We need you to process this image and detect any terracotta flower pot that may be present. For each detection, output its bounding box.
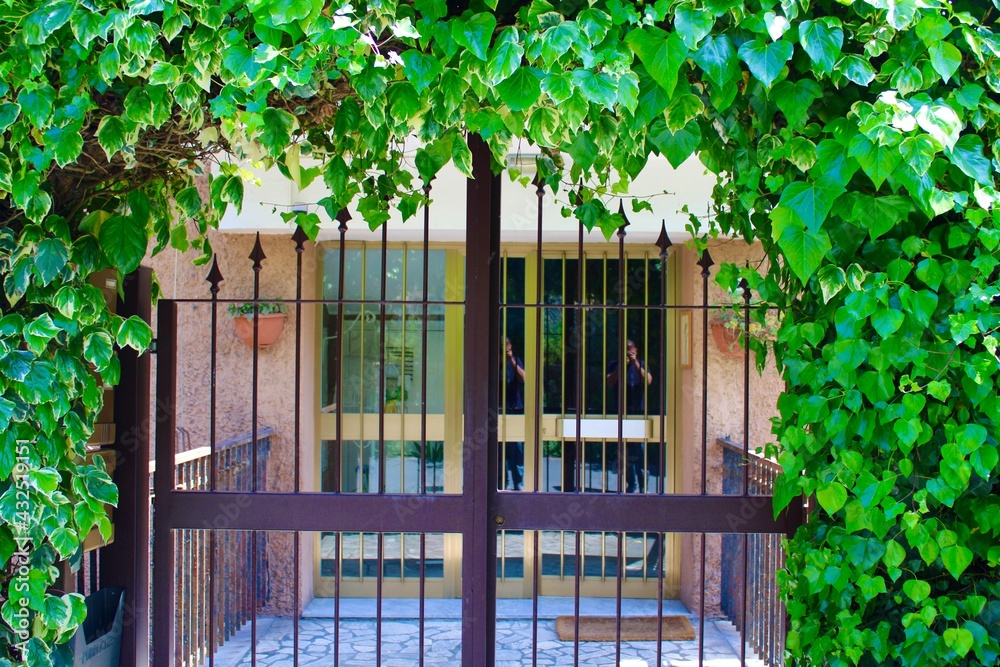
[233,312,287,348]
[712,322,745,358]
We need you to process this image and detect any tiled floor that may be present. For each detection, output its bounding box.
[208,598,763,667]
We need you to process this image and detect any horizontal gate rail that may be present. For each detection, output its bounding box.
[493,493,803,535]
[156,492,469,532]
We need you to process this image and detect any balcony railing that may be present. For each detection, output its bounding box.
[719,437,788,666]
[150,427,274,667]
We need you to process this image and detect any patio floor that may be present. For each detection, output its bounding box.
[208,598,764,667]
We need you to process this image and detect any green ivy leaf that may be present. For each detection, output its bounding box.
[486,28,524,86]
[34,238,69,286]
[259,108,297,159]
[665,94,704,132]
[692,35,739,88]
[401,50,443,93]
[837,55,876,86]
[98,43,120,83]
[928,41,962,83]
[914,101,962,150]
[83,331,114,370]
[798,18,843,75]
[943,628,975,658]
[902,579,930,603]
[0,102,21,133]
[116,316,152,352]
[24,2,73,45]
[571,70,618,110]
[452,13,496,61]
[848,136,901,189]
[772,79,822,127]
[899,135,938,177]
[625,27,688,98]
[772,208,832,283]
[850,195,910,239]
[98,215,148,274]
[871,308,905,338]
[648,118,702,169]
[778,181,838,232]
[941,545,974,579]
[496,68,541,112]
[737,39,793,88]
[946,135,993,186]
[817,265,846,303]
[96,116,128,160]
[44,125,84,168]
[844,535,887,570]
[816,481,847,514]
[674,4,714,50]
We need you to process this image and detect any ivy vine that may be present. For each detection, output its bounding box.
[0,0,998,664]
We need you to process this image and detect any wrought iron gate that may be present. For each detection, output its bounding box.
[152,136,805,667]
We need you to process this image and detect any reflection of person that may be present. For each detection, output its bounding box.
[501,338,525,490]
[606,339,653,493]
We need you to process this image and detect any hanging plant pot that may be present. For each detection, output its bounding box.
[712,322,745,358]
[233,312,287,348]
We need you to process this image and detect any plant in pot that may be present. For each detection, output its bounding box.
[228,301,288,348]
[712,293,779,359]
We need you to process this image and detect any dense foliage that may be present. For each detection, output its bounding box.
[0,0,998,664]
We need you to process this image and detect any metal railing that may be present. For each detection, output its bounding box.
[150,428,274,667]
[719,437,788,666]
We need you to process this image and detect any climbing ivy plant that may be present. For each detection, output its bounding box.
[1,0,999,664]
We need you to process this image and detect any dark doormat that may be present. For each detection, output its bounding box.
[555,615,697,642]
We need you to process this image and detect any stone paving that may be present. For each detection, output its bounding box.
[209,599,764,667]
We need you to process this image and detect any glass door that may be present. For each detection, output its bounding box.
[497,244,681,599]
[315,244,465,598]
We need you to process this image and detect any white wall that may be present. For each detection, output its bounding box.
[218,151,718,245]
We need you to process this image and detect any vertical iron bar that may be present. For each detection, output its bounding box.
[656,531,666,667]
[532,529,539,667]
[575,220,584,495]
[293,227,307,667]
[698,249,713,667]
[655,224,671,497]
[463,134,500,667]
[335,211,350,493]
[153,300,178,667]
[376,532,384,666]
[617,214,627,496]
[419,532,426,667]
[334,532,341,667]
[534,178,544,494]
[249,233,265,667]
[379,224,388,494]
[421,185,431,495]
[573,531,582,666]
[615,531,623,665]
[741,276,751,667]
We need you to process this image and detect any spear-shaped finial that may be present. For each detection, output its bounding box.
[249,232,266,271]
[336,208,351,234]
[291,225,308,252]
[655,220,673,259]
[205,256,224,295]
[697,249,714,278]
[617,200,630,239]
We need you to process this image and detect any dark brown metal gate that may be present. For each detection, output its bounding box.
[151,135,804,667]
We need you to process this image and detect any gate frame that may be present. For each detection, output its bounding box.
[151,135,805,667]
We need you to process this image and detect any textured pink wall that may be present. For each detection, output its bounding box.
[677,239,785,618]
[148,228,318,616]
